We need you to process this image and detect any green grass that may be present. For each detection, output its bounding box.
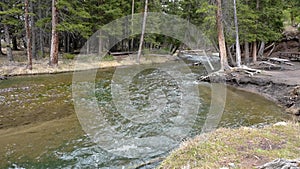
[159,122,300,169]
[101,54,115,61]
[62,53,75,60]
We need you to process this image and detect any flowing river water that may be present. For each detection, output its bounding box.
[0,63,291,168]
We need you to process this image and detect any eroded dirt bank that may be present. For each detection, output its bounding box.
[225,67,300,120]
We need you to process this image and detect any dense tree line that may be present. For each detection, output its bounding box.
[0,0,299,69]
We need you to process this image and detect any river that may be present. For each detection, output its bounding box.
[0,63,291,168]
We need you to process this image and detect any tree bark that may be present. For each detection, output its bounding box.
[38,0,44,58]
[12,36,18,50]
[137,0,148,63]
[233,0,241,67]
[30,0,37,60]
[86,40,90,54]
[25,0,32,70]
[252,0,259,63]
[4,24,13,61]
[216,0,229,70]
[244,41,250,64]
[131,0,135,51]
[226,44,235,66]
[291,11,295,26]
[50,0,59,66]
[257,41,265,58]
[0,41,5,56]
[252,41,257,63]
[64,32,69,53]
[98,31,103,55]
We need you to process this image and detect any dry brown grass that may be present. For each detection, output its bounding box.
[0,52,174,76]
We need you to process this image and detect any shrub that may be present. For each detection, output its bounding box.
[102,54,115,61]
[63,53,75,60]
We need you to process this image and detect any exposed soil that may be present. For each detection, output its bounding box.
[224,62,300,120]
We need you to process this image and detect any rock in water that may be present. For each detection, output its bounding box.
[258,159,300,169]
[0,76,7,80]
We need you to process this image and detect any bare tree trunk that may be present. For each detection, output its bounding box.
[30,0,37,60]
[25,0,32,69]
[12,36,18,50]
[252,0,259,63]
[64,32,68,53]
[98,31,103,55]
[4,24,13,61]
[257,41,265,58]
[38,0,44,58]
[244,41,250,64]
[252,41,257,63]
[216,0,229,70]
[86,40,90,54]
[50,0,59,66]
[291,11,295,26]
[131,0,135,51]
[226,44,235,66]
[137,0,148,63]
[233,0,241,67]
[267,43,275,57]
[0,40,5,55]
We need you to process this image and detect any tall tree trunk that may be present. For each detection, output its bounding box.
[233,0,241,67]
[38,0,44,58]
[50,0,59,66]
[216,0,229,70]
[4,24,13,61]
[252,0,259,63]
[226,44,235,66]
[25,0,32,70]
[291,11,295,26]
[98,31,103,55]
[0,41,5,55]
[252,41,257,63]
[12,36,18,50]
[86,40,90,54]
[257,41,265,58]
[137,0,148,63]
[64,32,69,53]
[131,0,135,51]
[244,41,250,64]
[30,0,37,60]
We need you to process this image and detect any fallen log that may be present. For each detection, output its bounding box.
[258,61,282,70]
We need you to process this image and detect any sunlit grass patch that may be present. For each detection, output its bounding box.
[159,122,300,169]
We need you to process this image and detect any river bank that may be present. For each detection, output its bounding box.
[225,63,300,121]
[160,62,300,168]
[0,53,175,77]
[159,122,300,168]
[199,61,300,121]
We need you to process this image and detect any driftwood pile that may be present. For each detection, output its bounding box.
[257,57,294,70]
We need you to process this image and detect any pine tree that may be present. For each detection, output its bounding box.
[0,0,23,61]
